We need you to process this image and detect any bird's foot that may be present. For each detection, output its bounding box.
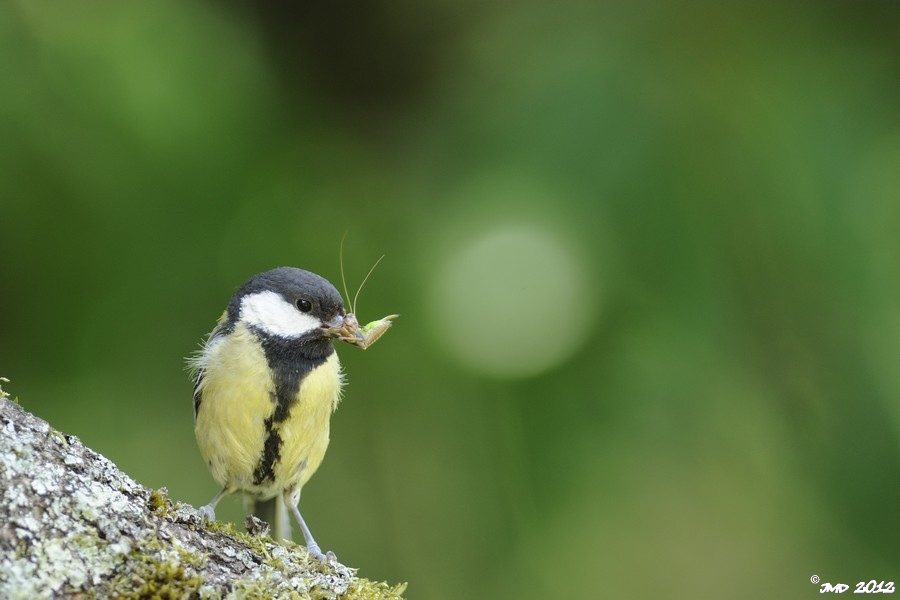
[197,504,216,522]
[306,543,337,564]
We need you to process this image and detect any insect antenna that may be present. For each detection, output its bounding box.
[339,231,353,313]
[352,254,385,317]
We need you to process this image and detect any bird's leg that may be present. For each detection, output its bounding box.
[285,489,333,562]
[198,487,228,521]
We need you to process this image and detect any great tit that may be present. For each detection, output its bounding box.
[190,267,356,560]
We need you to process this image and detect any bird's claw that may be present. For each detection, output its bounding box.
[197,504,216,522]
[306,543,337,564]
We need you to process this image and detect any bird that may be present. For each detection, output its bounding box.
[189,266,359,560]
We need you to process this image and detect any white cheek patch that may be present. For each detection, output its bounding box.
[239,290,321,338]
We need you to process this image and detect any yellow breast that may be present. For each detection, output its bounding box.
[193,322,343,498]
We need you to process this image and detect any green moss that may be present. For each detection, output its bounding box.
[147,488,174,518]
[126,552,204,600]
[214,527,408,599]
[47,427,69,449]
[231,578,305,600]
[0,376,17,404]
[200,517,237,536]
[345,580,408,600]
[100,531,206,600]
[221,523,273,559]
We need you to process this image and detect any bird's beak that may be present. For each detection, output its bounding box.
[322,315,346,338]
[323,313,364,342]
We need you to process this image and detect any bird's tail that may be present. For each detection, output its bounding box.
[249,495,292,542]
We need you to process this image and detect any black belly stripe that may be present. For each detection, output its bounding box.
[251,328,334,486]
[253,407,283,485]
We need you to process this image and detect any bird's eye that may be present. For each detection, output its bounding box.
[296,298,312,313]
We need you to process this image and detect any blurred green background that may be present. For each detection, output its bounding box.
[2,1,899,597]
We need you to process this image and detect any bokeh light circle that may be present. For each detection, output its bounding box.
[428,225,596,379]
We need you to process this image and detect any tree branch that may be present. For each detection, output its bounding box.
[0,395,406,599]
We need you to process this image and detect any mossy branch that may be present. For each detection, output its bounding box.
[0,393,406,599]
